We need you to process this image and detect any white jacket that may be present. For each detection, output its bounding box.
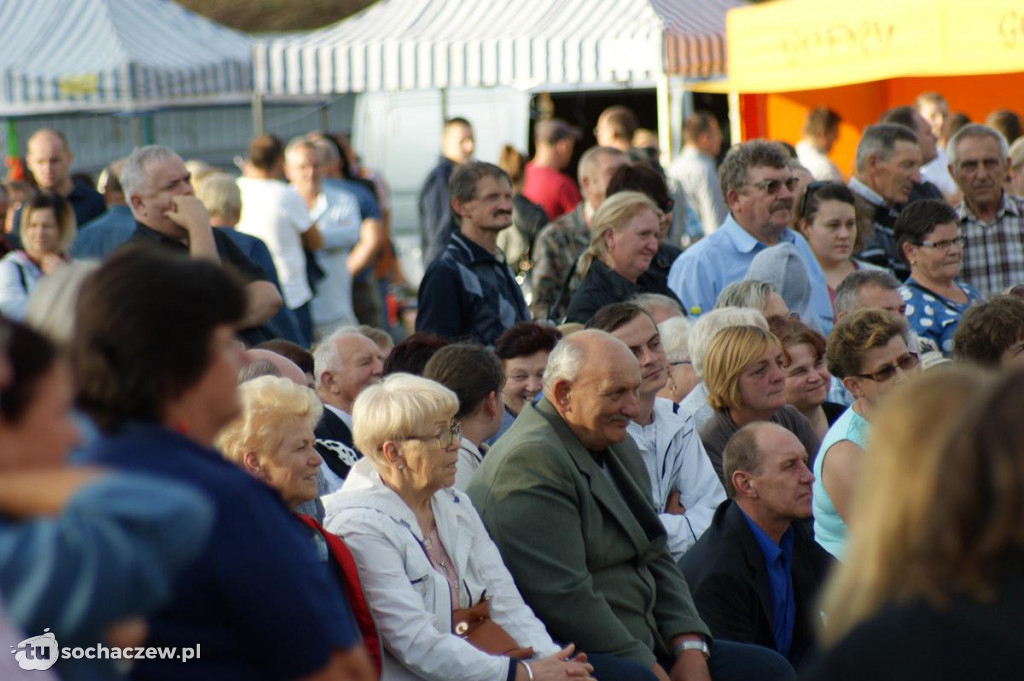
[323,458,560,681]
[626,397,726,561]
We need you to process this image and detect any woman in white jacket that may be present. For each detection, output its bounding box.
[324,373,594,681]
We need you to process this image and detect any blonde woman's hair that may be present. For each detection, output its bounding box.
[703,325,782,412]
[578,191,660,278]
[351,373,459,465]
[818,367,991,646]
[217,375,323,467]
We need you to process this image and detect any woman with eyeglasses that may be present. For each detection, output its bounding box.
[323,373,594,681]
[893,199,982,356]
[795,182,884,309]
[813,309,919,559]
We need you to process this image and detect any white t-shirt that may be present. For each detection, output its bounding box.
[236,177,313,309]
[305,185,362,329]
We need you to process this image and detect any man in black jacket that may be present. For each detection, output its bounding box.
[680,422,833,672]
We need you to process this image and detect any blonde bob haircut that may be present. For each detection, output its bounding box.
[217,375,323,467]
[818,367,991,646]
[352,373,459,465]
[578,191,661,278]
[703,325,783,412]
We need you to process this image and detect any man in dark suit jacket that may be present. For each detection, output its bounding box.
[467,330,798,681]
[312,328,384,491]
[680,422,833,672]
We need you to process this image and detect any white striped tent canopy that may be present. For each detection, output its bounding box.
[254,0,746,96]
[0,0,253,116]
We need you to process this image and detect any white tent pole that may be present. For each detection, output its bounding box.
[727,90,741,145]
[440,87,449,123]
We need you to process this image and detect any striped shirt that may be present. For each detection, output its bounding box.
[957,192,1024,298]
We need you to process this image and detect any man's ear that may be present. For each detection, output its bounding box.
[552,379,572,411]
[451,197,466,221]
[733,470,756,499]
[319,370,337,393]
[482,390,499,420]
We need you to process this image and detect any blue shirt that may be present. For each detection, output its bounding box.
[738,507,795,658]
[900,278,982,356]
[70,205,136,259]
[324,177,381,282]
[77,423,359,680]
[668,214,834,334]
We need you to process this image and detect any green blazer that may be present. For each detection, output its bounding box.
[466,398,710,668]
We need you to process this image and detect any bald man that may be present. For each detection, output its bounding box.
[468,330,796,681]
[13,128,105,246]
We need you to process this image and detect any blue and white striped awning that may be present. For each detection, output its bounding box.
[254,0,745,96]
[0,0,253,116]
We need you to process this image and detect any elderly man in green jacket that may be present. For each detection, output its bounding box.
[467,330,797,681]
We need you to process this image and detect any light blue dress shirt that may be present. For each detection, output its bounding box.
[667,214,834,334]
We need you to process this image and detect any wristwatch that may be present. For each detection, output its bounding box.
[673,638,711,660]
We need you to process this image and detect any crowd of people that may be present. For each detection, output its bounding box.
[2,88,1024,681]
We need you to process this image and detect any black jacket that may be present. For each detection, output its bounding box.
[679,500,833,670]
[564,259,681,324]
[314,408,362,482]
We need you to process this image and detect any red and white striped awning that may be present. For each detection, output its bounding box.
[254,0,745,96]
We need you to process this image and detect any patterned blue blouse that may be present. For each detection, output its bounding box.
[900,278,983,355]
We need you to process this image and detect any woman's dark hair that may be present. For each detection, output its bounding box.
[0,320,58,424]
[493,322,561,360]
[893,199,959,265]
[606,163,673,214]
[423,343,504,419]
[254,339,314,375]
[382,333,449,376]
[72,245,246,432]
[795,181,855,224]
[20,190,76,253]
[585,302,650,334]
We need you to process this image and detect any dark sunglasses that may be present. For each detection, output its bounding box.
[797,181,829,220]
[747,176,799,196]
[852,353,919,383]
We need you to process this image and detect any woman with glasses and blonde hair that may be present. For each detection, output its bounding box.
[813,309,919,559]
[699,325,821,485]
[806,368,1024,680]
[894,199,982,356]
[564,191,680,324]
[323,374,594,681]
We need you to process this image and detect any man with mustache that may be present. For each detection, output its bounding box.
[468,330,798,681]
[847,123,923,279]
[416,161,529,345]
[948,123,1024,298]
[668,141,831,332]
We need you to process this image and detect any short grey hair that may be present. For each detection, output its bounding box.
[238,359,281,384]
[312,326,362,389]
[542,336,587,395]
[689,308,769,379]
[658,316,693,363]
[947,123,1009,168]
[285,136,318,160]
[854,124,918,174]
[833,270,901,317]
[449,161,511,204]
[307,135,340,167]
[718,140,790,197]
[577,146,626,185]
[714,280,775,313]
[632,292,683,318]
[120,145,180,203]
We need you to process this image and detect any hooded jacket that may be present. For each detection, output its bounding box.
[323,458,560,681]
[745,242,822,333]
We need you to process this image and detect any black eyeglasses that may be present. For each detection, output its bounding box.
[852,353,919,382]
[797,181,829,219]
[747,176,799,196]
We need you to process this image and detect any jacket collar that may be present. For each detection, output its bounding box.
[533,398,656,554]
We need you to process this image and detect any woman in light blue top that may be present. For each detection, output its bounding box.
[813,309,919,558]
[894,199,982,356]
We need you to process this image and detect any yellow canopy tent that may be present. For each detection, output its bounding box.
[694,0,1024,175]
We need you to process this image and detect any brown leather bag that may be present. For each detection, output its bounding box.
[452,597,534,659]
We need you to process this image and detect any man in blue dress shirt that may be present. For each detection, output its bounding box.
[668,140,833,333]
[680,422,833,672]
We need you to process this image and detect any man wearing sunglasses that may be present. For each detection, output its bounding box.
[668,140,833,334]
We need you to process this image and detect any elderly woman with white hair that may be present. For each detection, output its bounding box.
[324,373,594,681]
[657,316,699,404]
[217,375,380,680]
